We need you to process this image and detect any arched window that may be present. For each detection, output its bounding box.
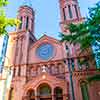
[80,81,89,100]
[54,87,63,100]
[8,88,14,100]
[58,63,64,74]
[65,45,70,56]
[74,5,79,18]
[26,16,29,29]
[71,58,75,71]
[37,83,51,97]
[68,5,73,18]
[52,66,58,75]
[63,7,66,20]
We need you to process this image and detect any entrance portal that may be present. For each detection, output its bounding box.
[54,87,63,100]
[37,83,52,100]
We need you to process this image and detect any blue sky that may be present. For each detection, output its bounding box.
[6,0,99,39]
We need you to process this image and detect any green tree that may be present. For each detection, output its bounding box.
[61,1,100,50]
[0,0,20,35]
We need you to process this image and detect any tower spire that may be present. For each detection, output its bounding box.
[22,0,32,7]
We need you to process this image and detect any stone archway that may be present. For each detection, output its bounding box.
[37,83,52,100]
[54,87,63,100]
[23,73,68,100]
[26,89,35,100]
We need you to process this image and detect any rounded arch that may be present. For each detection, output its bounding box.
[23,78,54,95]
[26,89,35,96]
[79,79,88,85]
[54,87,63,100]
[24,88,35,100]
[37,83,52,96]
[65,43,70,56]
[54,86,63,95]
[57,63,65,74]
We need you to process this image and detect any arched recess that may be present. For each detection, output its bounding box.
[80,81,89,100]
[26,89,35,100]
[54,87,63,100]
[37,83,52,100]
[8,88,14,100]
[65,44,70,57]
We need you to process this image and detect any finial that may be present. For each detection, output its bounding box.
[22,0,32,7]
[41,66,47,73]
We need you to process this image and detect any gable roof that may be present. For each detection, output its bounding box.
[30,34,62,49]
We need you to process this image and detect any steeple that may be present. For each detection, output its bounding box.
[16,0,35,33]
[59,0,84,34]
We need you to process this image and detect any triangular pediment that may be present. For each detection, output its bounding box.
[28,34,65,64]
[30,35,62,49]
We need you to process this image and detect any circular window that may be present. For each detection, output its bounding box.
[36,43,54,60]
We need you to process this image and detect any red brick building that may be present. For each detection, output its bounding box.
[5,0,100,100]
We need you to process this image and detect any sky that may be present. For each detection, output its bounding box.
[6,0,99,39]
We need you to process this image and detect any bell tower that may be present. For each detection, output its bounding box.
[16,0,35,33]
[59,0,84,34]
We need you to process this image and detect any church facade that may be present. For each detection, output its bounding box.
[5,0,100,100]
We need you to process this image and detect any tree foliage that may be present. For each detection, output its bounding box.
[87,74,100,83]
[0,0,20,35]
[61,1,100,50]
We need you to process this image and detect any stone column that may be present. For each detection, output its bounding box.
[22,95,28,100]
[74,58,79,71]
[23,16,26,30]
[35,88,38,100]
[15,66,18,76]
[74,78,83,100]
[63,94,67,100]
[52,88,55,100]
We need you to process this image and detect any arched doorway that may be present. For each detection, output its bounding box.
[27,89,35,100]
[37,83,52,100]
[54,87,63,100]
